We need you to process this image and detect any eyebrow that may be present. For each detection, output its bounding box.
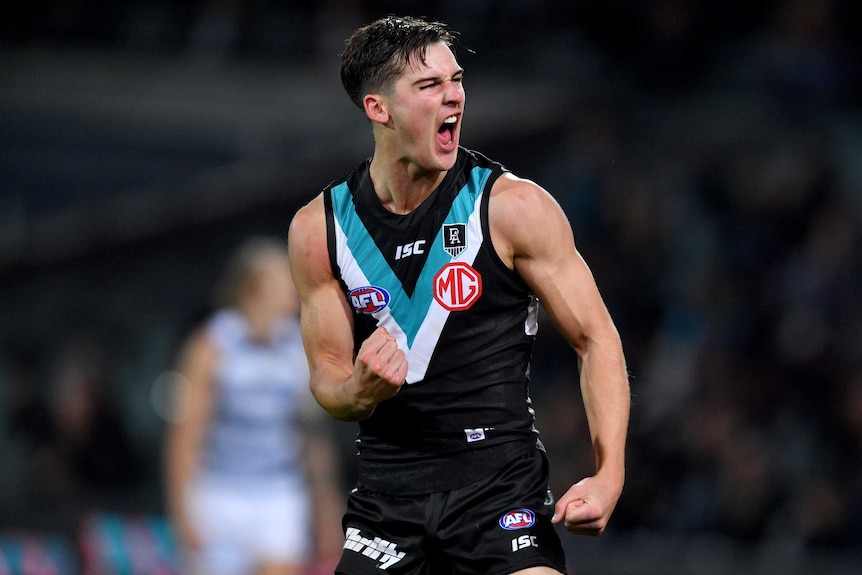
[412,68,464,86]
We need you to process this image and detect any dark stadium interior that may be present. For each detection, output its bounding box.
[2,1,861,573]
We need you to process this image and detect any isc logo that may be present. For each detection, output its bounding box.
[395,240,425,260]
[499,509,535,530]
[511,535,538,552]
[433,262,482,311]
[348,286,390,314]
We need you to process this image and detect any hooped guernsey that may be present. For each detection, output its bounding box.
[324,147,544,495]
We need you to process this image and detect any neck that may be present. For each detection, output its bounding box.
[369,155,447,215]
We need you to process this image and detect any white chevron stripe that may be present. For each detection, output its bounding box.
[332,192,486,384]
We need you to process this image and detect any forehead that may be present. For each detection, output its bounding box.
[402,42,460,79]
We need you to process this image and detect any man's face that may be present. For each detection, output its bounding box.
[384,42,464,172]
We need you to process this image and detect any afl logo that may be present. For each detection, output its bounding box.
[349,286,390,314]
[433,262,482,311]
[499,509,535,530]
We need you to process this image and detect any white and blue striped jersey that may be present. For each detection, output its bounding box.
[200,309,311,489]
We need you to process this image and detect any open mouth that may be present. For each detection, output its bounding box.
[437,115,458,147]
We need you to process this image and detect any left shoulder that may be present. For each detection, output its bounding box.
[490,172,568,229]
[491,171,561,206]
[488,172,574,265]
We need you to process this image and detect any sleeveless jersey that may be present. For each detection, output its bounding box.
[324,147,542,494]
[200,309,310,489]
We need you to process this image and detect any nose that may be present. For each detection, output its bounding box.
[445,79,464,104]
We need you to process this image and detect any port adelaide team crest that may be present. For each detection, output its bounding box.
[442,223,466,257]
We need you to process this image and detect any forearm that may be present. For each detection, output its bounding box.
[308,327,407,421]
[310,362,375,421]
[578,329,630,482]
[165,432,197,516]
[299,296,375,420]
[164,427,205,548]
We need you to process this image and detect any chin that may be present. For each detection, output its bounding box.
[440,156,458,171]
[436,145,459,169]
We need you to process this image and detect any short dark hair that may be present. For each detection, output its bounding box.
[340,15,456,109]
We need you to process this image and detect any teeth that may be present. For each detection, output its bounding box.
[443,116,457,124]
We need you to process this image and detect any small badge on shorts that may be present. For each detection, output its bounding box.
[464,427,493,442]
[499,508,536,530]
[464,428,485,442]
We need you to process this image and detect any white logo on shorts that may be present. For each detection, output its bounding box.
[343,527,406,570]
[464,427,493,442]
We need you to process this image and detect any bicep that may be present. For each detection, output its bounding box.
[492,177,615,354]
[288,199,356,381]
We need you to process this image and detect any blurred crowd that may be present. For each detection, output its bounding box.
[522,0,862,557]
[2,0,862,573]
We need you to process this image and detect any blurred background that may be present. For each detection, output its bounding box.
[2,1,861,573]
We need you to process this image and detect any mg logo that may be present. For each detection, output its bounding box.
[433,262,482,311]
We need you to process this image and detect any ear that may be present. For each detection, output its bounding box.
[363,94,389,124]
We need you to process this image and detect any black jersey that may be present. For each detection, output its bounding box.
[324,147,542,494]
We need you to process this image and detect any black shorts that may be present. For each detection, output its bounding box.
[335,449,567,575]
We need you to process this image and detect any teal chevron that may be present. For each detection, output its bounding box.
[332,166,491,347]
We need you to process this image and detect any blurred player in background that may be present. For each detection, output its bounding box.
[288,15,630,575]
[165,236,343,575]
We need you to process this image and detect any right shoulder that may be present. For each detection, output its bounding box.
[289,193,326,235]
[288,193,333,288]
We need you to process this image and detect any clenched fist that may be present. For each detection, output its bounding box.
[350,327,408,418]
